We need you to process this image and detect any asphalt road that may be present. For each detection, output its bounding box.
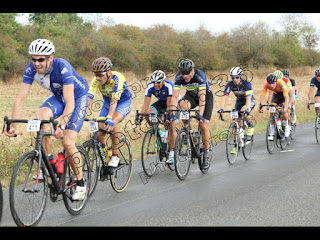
[1,120,320,227]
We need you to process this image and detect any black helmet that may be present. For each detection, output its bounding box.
[282,69,290,77]
[178,59,195,74]
[266,73,277,83]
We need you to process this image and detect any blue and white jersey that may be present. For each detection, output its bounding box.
[22,58,89,102]
[145,80,174,105]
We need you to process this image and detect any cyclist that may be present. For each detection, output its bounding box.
[282,69,297,124]
[168,59,213,170]
[135,70,176,164]
[307,68,320,116]
[87,57,132,178]
[217,66,255,154]
[4,39,89,201]
[259,73,290,139]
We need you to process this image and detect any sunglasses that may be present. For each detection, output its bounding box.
[180,70,191,75]
[31,57,46,63]
[267,80,276,84]
[231,76,240,80]
[152,81,162,85]
[94,72,106,77]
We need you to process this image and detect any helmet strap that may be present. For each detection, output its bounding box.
[44,55,52,74]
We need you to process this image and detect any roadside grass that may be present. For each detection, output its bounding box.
[0,66,316,188]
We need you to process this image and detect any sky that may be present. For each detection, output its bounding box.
[16,13,320,35]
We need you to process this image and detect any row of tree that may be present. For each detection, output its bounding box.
[0,13,319,81]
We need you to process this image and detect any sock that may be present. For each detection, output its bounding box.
[77,178,84,187]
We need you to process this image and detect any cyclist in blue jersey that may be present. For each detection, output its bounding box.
[169,59,214,169]
[135,70,175,164]
[217,66,255,155]
[4,39,89,201]
[218,66,255,134]
[307,68,320,116]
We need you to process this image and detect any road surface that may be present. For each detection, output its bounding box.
[1,121,320,226]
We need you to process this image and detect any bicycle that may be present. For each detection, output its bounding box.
[289,105,297,140]
[173,109,214,180]
[219,109,254,165]
[135,110,175,177]
[82,118,132,195]
[2,116,91,226]
[307,102,320,144]
[260,104,289,153]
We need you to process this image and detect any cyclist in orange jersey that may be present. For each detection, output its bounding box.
[259,73,290,138]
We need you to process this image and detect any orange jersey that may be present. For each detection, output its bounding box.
[261,79,288,97]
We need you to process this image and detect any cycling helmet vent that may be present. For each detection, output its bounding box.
[151,70,166,83]
[29,39,55,55]
[92,57,113,73]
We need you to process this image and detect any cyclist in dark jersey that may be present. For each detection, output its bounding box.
[169,59,213,170]
[307,68,320,116]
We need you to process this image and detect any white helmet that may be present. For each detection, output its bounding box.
[151,70,166,83]
[230,66,243,76]
[29,39,55,55]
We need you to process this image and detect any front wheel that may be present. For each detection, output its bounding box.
[110,137,133,193]
[315,114,320,144]
[9,151,48,226]
[266,119,276,154]
[174,130,191,180]
[226,122,239,165]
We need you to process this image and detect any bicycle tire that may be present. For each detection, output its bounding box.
[242,134,253,160]
[266,119,276,154]
[174,130,191,180]
[226,122,239,165]
[62,145,91,216]
[141,130,159,177]
[83,137,100,198]
[315,114,320,144]
[9,151,48,226]
[0,181,2,223]
[110,137,133,192]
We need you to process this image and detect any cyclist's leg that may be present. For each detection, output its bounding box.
[201,91,213,150]
[38,95,64,155]
[63,94,88,181]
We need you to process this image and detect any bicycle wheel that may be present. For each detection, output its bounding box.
[290,122,296,140]
[110,137,133,192]
[63,145,91,216]
[226,122,239,165]
[141,129,159,177]
[266,119,276,154]
[9,151,48,226]
[315,114,320,144]
[83,136,100,198]
[279,124,288,150]
[174,130,191,180]
[242,134,253,160]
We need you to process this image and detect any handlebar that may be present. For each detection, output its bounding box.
[218,109,245,121]
[2,116,59,137]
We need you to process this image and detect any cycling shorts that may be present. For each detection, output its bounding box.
[98,98,132,120]
[234,99,255,111]
[181,90,214,120]
[40,94,88,133]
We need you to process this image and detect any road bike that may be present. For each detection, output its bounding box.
[82,118,132,195]
[219,109,254,165]
[135,110,175,177]
[173,109,214,180]
[3,116,91,226]
[260,104,289,153]
[307,102,320,144]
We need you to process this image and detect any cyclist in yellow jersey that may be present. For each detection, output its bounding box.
[88,57,132,172]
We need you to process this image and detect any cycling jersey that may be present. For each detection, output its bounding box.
[174,69,211,94]
[310,77,320,89]
[23,58,89,102]
[145,80,174,105]
[223,79,255,102]
[88,71,132,104]
[261,79,288,97]
[281,77,293,91]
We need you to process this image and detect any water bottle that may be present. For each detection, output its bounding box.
[48,154,57,173]
[276,118,282,130]
[55,152,65,174]
[159,130,168,143]
[239,127,244,147]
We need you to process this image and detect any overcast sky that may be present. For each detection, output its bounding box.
[16,13,320,35]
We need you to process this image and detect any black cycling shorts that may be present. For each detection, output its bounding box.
[180,90,214,120]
